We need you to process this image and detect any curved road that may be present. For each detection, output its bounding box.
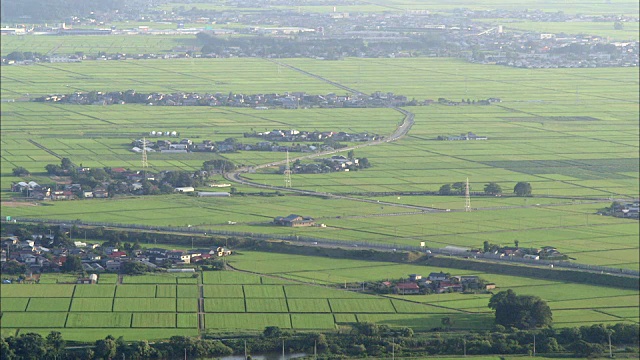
[224,59,429,211]
[223,107,430,210]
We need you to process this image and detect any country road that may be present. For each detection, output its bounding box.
[224,59,425,211]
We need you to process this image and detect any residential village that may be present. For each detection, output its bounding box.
[378,272,496,295]
[599,200,640,219]
[11,162,229,201]
[32,90,428,109]
[436,132,489,141]
[1,230,232,283]
[135,129,380,154]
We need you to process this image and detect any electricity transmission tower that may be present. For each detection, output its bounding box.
[465,177,471,212]
[284,150,292,188]
[141,137,149,169]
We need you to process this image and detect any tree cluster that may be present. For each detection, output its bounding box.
[489,290,552,329]
[202,159,236,173]
[438,181,468,195]
[11,167,30,177]
[513,181,532,196]
[37,157,226,197]
[2,322,638,359]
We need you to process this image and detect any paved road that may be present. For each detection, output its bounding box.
[224,59,423,210]
[222,107,431,211]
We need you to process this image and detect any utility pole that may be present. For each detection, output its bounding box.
[314,340,317,360]
[463,338,467,357]
[282,339,285,360]
[244,340,247,360]
[392,338,395,360]
[608,330,613,358]
[533,333,536,357]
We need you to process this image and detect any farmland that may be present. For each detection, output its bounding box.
[0,35,198,58]
[1,250,637,341]
[1,59,637,270]
[1,0,639,342]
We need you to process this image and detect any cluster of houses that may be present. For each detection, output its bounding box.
[618,201,640,219]
[291,155,368,174]
[10,165,227,201]
[603,201,640,219]
[246,129,380,143]
[1,233,232,275]
[31,90,425,109]
[389,272,495,295]
[133,133,375,155]
[437,132,489,141]
[11,181,109,201]
[486,245,565,261]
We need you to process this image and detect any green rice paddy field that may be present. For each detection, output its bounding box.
[0,252,637,342]
[0,35,198,58]
[1,58,638,268]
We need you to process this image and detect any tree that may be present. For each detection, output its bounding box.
[9,333,46,360]
[452,182,465,194]
[95,336,117,360]
[1,260,27,275]
[60,157,74,170]
[572,340,605,358]
[359,157,371,168]
[484,182,502,195]
[61,255,83,272]
[488,289,552,329]
[6,51,25,62]
[0,337,15,360]
[45,164,62,175]
[263,326,283,338]
[122,261,149,275]
[514,240,519,248]
[46,331,65,358]
[202,159,236,173]
[12,167,30,177]
[614,21,624,30]
[513,182,532,197]
[439,184,452,195]
[347,150,355,160]
[483,240,490,253]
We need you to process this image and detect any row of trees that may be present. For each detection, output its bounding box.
[1,334,232,360]
[3,321,638,359]
[438,181,532,196]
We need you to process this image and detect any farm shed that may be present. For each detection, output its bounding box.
[167,268,195,273]
[197,192,231,197]
[174,187,195,193]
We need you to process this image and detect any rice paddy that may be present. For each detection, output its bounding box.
[1,9,638,341]
[1,253,636,342]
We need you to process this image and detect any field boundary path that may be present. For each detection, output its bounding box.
[28,139,63,159]
[197,283,204,332]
